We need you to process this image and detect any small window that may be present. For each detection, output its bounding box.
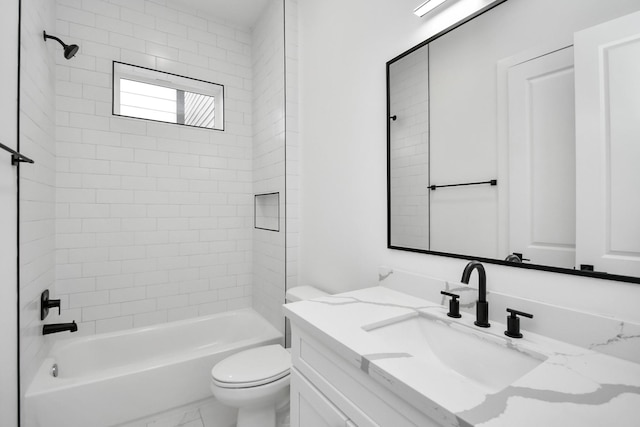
[113,62,224,131]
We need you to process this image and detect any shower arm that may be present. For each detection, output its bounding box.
[43,31,66,47]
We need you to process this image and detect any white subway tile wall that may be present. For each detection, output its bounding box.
[389,46,430,249]
[17,2,298,407]
[19,0,57,402]
[285,0,300,297]
[252,0,287,334]
[54,0,258,335]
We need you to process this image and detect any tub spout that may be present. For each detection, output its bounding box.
[43,321,78,335]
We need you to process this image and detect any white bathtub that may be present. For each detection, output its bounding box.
[25,308,283,427]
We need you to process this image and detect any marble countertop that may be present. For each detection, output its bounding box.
[284,286,640,427]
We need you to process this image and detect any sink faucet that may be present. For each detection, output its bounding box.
[43,321,78,335]
[461,261,490,328]
[504,254,522,263]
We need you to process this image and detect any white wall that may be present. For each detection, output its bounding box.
[53,0,255,335]
[297,0,640,324]
[0,0,19,424]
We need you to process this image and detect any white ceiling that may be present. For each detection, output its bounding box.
[172,0,270,28]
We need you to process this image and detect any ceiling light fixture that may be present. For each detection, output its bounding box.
[414,0,448,17]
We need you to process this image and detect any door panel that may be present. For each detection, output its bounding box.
[575,10,640,275]
[507,46,576,268]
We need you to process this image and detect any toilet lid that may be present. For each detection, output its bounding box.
[211,344,291,388]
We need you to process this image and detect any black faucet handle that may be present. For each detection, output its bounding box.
[440,291,459,298]
[41,290,61,320]
[507,308,533,318]
[440,291,462,318]
[505,308,534,338]
[49,299,61,315]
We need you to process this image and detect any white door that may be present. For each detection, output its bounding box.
[575,11,640,276]
[507,46,576,268]
[290,369,353,427]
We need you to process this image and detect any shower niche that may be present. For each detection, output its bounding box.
[255,192,280,232]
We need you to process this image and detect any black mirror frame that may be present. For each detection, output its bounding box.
[385,0,640,285]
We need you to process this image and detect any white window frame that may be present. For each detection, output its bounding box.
[112,61,224,131]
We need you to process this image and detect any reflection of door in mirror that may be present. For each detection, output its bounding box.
[507,46,576,269]
[575,10,640,277]
[388,46,430,250]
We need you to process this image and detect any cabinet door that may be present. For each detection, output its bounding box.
[290,368,353,427]
[575,10,640,276]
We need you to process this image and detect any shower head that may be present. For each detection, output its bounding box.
[43,31,79,60]
[64,43,79,60]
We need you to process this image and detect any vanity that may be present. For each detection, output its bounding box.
[284,282,640,426]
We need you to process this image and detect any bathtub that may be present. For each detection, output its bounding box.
[25,308,283,427]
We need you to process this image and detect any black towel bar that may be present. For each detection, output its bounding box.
[429,179,497,191]
[0,141,34,166]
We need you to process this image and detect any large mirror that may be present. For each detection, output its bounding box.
[388,0,640,283]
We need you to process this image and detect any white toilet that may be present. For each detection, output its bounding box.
[210,286,328,427]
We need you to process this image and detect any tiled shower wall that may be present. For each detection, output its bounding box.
[389,46,430,249]
[285,0,299,295]
[53,0,255,335]
[19,0,57,402]
[252,0,286,333]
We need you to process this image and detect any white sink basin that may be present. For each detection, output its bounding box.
[364,312,547,393]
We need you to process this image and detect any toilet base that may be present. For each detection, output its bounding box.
[211,376,290,427]
[237,405,276,427]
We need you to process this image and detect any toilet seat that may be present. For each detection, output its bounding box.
[211,344,291,389]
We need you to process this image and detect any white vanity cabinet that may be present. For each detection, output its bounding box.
[289,324,442,427]
[291,369,355,427]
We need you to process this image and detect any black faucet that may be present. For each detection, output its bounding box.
[461,261,490,328]
[43,321,78,335]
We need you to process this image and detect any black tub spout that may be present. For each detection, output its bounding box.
[43,321,78,335]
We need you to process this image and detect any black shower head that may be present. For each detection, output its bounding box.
[43,31,79,60]
[64,44,79,60]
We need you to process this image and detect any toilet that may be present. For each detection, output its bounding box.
[210,286,328,427]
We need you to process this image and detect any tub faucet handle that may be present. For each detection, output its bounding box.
[41,290,61,320]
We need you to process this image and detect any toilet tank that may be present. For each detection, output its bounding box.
[285,286,328,303]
